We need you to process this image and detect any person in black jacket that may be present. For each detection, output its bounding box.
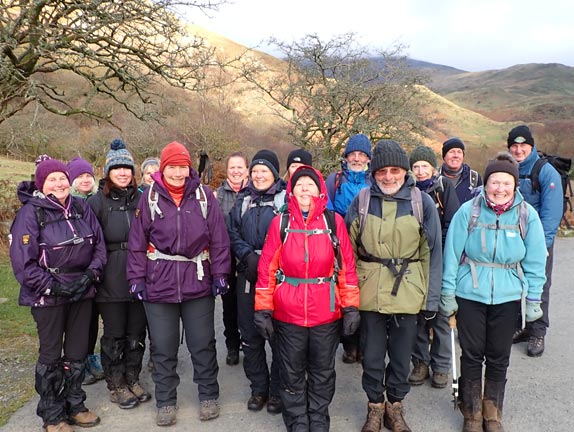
[227,149,286,414]
[408,145,460,390]
[87,139,149,410]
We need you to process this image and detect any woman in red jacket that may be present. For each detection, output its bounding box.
[254,165,360,431]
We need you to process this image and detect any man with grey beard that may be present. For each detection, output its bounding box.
[345,140,442,432]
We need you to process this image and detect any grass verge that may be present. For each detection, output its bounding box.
[0,260,38,427]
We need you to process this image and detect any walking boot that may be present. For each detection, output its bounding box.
[408,359,429,386]
[128,381,151,403]
[458,377,483,432]
[360,402,384,432]
[69,410,101,427]
[342,346,358,364]
[43,422,74,432]
[512,327,529,344]
[63,361,100,426]
[383,401,411,432]
[110,386,139,409]
[86,354,104,381]
[82,365,96,386]
[527,336,544,357]
[267,395,282,414]
[247,394,268,411]
[483,379,506,432]
[199,399,220,421]
[156,405,177,427]
[431,371,449,389]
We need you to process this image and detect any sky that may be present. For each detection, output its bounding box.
[187,0,574,72]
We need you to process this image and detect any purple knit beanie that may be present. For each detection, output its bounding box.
[35,155,69,191]
[67,157,95,183]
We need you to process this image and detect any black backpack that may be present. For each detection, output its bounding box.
[520,152,573,228]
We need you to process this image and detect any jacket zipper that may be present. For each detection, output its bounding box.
[491,217,500,304]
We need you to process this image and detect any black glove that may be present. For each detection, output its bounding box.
[420,310,437,322]
[342,306,361,336]
[68,270,95,302]
[129,282,147,301]
[49,280,75,297]
[244,253,260,284]
[253,310,274,340]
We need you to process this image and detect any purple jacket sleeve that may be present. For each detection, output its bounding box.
[126,189,152,285]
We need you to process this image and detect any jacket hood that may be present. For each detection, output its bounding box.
[286,165,328,219]
[17,180,70,211]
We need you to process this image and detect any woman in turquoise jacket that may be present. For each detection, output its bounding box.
[440,152,546,432]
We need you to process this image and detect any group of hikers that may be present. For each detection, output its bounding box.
[9,123,562,432]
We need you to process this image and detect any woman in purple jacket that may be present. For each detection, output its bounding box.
[127,141,231,427]
[10,155,106,432]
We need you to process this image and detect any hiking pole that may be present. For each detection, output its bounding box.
[450,315,458,410]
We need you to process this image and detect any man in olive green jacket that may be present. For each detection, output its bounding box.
[345,140,442,432]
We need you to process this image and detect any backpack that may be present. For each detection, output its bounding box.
[356,186,424,238]
[519,152,573,228]
[354,186,424,296]
[467,194,529,240]
[35,200,84,229]
[240,190,287,218]
[277,208,342,312]
[148,183,207,222]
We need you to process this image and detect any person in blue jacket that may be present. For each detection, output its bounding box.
[325,133,372,364]
[10,155,107,432]
[507,125,563,357]
[440,152,547,432]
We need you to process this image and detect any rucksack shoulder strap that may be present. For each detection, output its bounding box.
[148,187,163,222]
[410,186,423,225]
[469,169,479,189]
[357,187,371,237]
[196,184,208,219]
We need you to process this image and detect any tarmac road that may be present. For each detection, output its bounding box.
[2,237,573,432]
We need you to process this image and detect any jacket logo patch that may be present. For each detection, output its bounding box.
[22,234,30,245]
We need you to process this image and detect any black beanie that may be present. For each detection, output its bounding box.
[507,125,534,148]
[410,145,438,168]
[483,152,519,189]
[442,137,465,158]
[250,149,280,180]
[290,166,321,190]
[371,140,410,173]
[287,149,313,169]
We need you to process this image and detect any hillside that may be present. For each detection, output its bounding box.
[428,63,574,123]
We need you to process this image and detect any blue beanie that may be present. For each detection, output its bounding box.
[104,138,135,176]
[344,134,372,158]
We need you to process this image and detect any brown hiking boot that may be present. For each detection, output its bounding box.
[483,379,506,432]
[69,409,101,427]
[431,371,449,389]
[527,335,545,357]
[44,422,74,432]
[383,401,411,432]
[156,405,177,427]
[459,378,483,432]
[408,360,429,386]
[110,386,139,409]
[129,381,151,403]
[512,327,529,344]
[360,402,385,432]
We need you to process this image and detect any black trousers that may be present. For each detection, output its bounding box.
[98,301,147,389]
[360,311,417,404]
[87,301,100,356]
[222,268,241,350]
[31,300,92,425]
[275,320,340,432]
[457,297,518,382]
[144,296,219,407]
[236,271,280,397]
[32,299,92,364]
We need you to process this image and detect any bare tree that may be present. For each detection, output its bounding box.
[0,0,227,125]
[240,33,428,172]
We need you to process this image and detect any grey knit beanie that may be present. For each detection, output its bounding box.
[371,140,410,172]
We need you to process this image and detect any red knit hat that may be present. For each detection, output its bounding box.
[160,141,191,172]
